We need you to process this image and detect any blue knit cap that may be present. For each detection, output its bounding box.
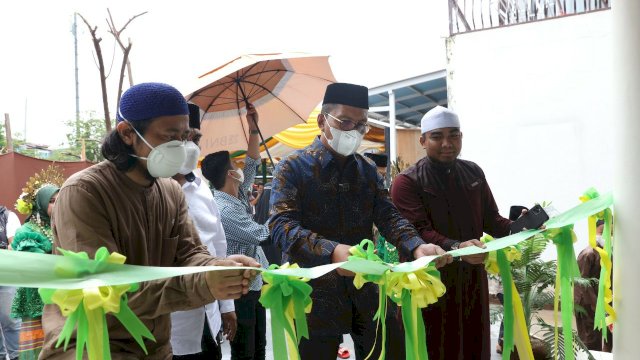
[117,82,189,122]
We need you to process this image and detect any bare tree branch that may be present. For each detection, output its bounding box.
[117,43,132,112]
[107,9,147,87]
[77,13,111,132]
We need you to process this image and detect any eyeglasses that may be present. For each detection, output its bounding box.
[322,112,370,134]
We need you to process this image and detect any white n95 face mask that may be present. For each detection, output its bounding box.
[228,168,245,183]
[326,126,363,157]
[178,141,201,175]
[128,124,187,178]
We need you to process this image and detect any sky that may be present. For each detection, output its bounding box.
[0,0,449,147]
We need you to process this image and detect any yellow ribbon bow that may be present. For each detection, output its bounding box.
[39,247,155,360]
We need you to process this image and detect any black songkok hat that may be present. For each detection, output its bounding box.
[188,103,201,130]
[322,83,369,109]
[364,153,388,167]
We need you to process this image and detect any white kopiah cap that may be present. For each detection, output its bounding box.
[420,106,460,134]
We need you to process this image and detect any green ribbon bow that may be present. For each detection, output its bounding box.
[38,247,155,360]
[386,265,444,360]
[348,239,389,360]
[259,263,313,360]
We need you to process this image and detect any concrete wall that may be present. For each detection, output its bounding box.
[446,10,613,258]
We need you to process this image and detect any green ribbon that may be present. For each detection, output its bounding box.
[481,234,526,360]
[546,226,580,360]
[497,250,515,359]
[259,263,312,360]
[0,191,615,360]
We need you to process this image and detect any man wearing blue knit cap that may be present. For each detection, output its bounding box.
[41,82,260,359]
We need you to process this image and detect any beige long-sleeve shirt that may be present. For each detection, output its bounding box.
[41,161,218,360]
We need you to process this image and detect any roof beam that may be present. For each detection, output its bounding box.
[409,85,441,106]
[368,70,447,96]
[369,86,447,106]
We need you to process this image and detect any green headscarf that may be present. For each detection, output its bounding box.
[34,184,59,224]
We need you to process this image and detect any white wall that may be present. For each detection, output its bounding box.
[447,11,613,259]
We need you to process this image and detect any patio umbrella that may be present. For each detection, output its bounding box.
[185,52,336,165]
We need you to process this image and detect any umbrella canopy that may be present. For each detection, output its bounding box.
[185,52,336,156]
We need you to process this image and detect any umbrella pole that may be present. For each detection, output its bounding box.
[253,124,276,171]
[237,82,277,171]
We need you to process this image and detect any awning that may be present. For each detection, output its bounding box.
[229,107,384,162]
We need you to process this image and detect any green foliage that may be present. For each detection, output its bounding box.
[0,122,6,151]
[536,321,596,360]
[64,115,107,162]
[511,234,556,330]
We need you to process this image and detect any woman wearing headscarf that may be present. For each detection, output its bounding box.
[11,184,59,360]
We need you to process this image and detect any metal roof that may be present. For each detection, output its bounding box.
[368,69,448,128]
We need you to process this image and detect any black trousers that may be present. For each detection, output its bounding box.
[172,317,222,360]
[299,302,406,360]
[231,290,267,360]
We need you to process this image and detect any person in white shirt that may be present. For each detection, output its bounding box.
[0,205,22,360]
[170,104,237,360]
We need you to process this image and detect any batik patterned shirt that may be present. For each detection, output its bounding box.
[267,137,426,336]
[269,137,424,267]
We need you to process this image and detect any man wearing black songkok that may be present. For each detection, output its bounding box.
[269,83,451,360]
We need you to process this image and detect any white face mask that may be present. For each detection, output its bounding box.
[128,124,187,178]
[229,168,245,183]
[178,141,201,175]
[325,125,363,157]
[596,235,604,247]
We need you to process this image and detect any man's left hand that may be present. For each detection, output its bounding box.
[412,244,452,268]
[459,239,487,265]
[222,311,238,342]
[246,103,259,130]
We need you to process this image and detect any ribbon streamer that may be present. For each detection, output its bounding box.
[259,263,312,360]
[482,235,534,360]
[38,247,154,360]
[348,239,389,360]
[579,189,616,338]
[546,226,580,360]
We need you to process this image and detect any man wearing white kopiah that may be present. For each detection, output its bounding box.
[41,82,259,359]
[391,106,513,360]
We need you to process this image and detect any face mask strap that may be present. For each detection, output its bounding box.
[119,110,155,151]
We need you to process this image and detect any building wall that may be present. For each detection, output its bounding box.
[397,128,424,166]
[446,10,613,257]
